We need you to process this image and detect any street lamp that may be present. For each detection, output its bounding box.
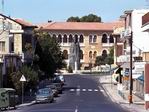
[128,31,133,104]
[124,27,133,104]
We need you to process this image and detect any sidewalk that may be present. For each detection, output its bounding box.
[100,75,149,112]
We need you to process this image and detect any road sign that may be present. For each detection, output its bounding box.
[20,75,26,82]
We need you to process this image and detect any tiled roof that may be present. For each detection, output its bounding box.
[38,21,124,31]
[15,19,37,28]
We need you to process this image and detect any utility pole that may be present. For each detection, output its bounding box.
[129,31,133,104]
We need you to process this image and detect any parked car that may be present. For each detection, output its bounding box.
[46,84,59,97]
[35,88,54,103]
[53,74,65,86]
[53,83,63,94]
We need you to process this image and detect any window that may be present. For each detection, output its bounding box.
[58,34,62,43]
[63,34,67,43]
[93,51,97,58]
[93,35,97,43]
[80,50,83,59]
[74,35,78,43]
[89,51,92,58]
[79,35,84,43]
[109,35,114,43]
[102,34,107,43]
[52,34,56,38]
[102,50,107,57]
[0,41,5,52]
[63,50,68,59]
[89,35,92,43]
[69,34,73,43]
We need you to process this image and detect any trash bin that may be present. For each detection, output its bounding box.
[0,88,16,110]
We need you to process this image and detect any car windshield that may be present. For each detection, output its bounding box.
[37,89,50,95]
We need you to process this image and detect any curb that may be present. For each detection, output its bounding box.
[16,101,36,108]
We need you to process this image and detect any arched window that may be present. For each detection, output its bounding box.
[69,34,73,43]
[63,34,67,43]
[89,35,92,43]
[93,35,97,43]
[79,35,84,43]
[52,34,56,38]
[102,34,107,43]
[74,35,78,43]
[102,50,107,57]
[93,51,97,58]
[63,50,68,59]
[80,50,83,59]
[109,35,114,43]
[89,51,92,58]
[58,34,62,43]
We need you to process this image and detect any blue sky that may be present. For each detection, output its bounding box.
[1,0,148,23]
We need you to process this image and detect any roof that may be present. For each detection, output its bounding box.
[38,21,124,31]
[15,19,37,28]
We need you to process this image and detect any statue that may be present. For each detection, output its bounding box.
[69,41,80,72]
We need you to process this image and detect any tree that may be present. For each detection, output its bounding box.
[66,14,102,22]
[11,65,39,95]
[95,56,105,71]
[34,32,65,79]
[67,16,80,22]
[80,14,101,22]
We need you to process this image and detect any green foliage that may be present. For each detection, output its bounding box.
[67,16,80,22]
[95,47,114,67]
[95,56,106,66]
[11,65,39,95]
[34,32,65,79]
[67,13,101,22]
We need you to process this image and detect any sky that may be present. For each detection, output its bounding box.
[1,0,149,23]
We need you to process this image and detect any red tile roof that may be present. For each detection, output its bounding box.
[15,19,37,28]
[38,21,124,31]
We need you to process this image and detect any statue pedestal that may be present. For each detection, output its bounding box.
[74,61,78,73]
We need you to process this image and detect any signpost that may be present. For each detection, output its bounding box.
[20,75,26,104]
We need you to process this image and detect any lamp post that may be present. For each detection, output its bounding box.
[129,31,133,104]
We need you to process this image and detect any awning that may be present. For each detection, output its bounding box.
[137,74,144,82]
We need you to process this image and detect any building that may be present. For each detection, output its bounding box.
[0,14,36,87]
[38,21,124,70]
[142,12,149,61]
[121,9,149,62]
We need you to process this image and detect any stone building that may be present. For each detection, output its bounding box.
[38,21,124,69]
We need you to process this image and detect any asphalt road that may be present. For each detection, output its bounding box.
[7,74,130,112]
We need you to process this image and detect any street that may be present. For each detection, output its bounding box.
[7,74,130,112]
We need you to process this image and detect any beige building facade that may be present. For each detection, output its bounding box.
[39,21,124,69]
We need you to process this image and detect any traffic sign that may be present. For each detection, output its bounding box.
[20,75,26,82]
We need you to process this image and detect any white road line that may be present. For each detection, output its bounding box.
[100,90,104,92]
[70,89,75,91]
[82,89,86,91]
[76,89,80,91]
[76,85,80,96]
[88,89,92,91]
[94,89,98,92]
[75,106,78,112]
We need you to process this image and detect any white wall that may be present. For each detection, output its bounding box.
[132,9,149,56]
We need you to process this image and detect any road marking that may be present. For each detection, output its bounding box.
[94,89,98,92]
[82,89,86,91]
[88,89,92,91]
[76,89,80,91]
[76,85,80,96]
[70,89,75,91]
[75,106,78,112]
[100,90,104,92]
